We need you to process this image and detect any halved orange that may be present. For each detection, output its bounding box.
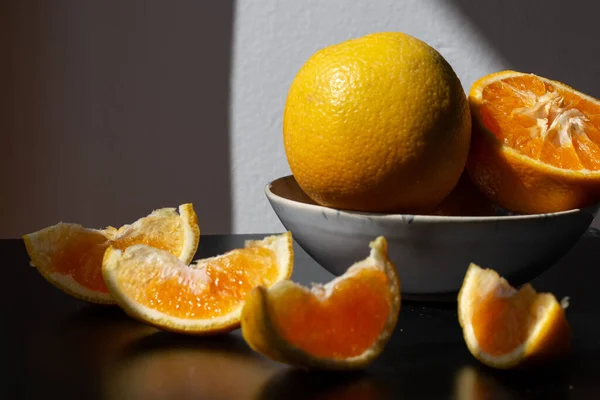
[468,70,600,213]
[102,232,293,334]
[240,236,401,370]
[458,263,570,369]
[23,204,199,304]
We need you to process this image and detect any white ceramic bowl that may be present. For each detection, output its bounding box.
[265,175,598,301]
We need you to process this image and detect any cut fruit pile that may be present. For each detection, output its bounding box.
[458,263,571,369]
[102,232,294,334]
[241,236,401,370]
[468,70,600,213]
[23,204,200,304]
[20,51,586,374]
[23,203,571,372]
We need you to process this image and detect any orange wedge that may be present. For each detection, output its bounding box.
[458,263,570,369]
[468,70,600,213]
[102,232,293,334]
[241,236,401,370]
[23,204,199,304]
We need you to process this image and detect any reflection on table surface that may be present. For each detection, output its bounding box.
[15,305,600,399]
[23,307,273,399]
[22,307,390,400]
[7,234,600,399]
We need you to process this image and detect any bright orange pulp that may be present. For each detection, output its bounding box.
[480,74,600,170]
[272,268,391,359]
[118,247,278,319]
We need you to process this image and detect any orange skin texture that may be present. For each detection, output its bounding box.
[283,32,471,213]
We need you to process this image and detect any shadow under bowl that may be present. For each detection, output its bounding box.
[265,175,598,301]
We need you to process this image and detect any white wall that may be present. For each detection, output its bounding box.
[3,0,600,237]
[230,0,600,233]
[230,0,502,233]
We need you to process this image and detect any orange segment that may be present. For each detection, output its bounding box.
[23,204,200,304]
[102,232,293,334]
[109,207,197,262]
[272,269,391,359]
[25,224,110,294]
[143,247,278,319]
[458,263,570,369]
[116,248,279,320]
[241,236,401,370]
[467,70,600,213]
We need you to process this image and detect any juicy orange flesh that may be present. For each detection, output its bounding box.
[471,284,548,356]
[118,247,279,319]
[272,268,391,359]
[480,74,600,170]
[112,217,184,256]
[44,230,111,292]
[30,217,185,294]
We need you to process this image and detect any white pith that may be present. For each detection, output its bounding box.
[111,204,198,263]
[473,71,600,177]
[511,88,589,148]
[309,237,388,299]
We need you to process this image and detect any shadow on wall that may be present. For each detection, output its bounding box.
[451,0,600,229]
[0,0,234,237]
[450,0,600,98]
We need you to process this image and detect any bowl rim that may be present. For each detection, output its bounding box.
[265,175,599,223]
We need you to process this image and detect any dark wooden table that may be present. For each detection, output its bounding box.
[6,233,600,399]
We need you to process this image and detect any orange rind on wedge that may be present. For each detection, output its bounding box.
[23,204,200,304]
[458,263,571,369]
[241,236,401,370]
[102,232,293,334]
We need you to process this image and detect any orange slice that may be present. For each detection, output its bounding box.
[240,236,401,370]
[458,263,570,369]
[23,204,199,304]
[102,232,293,334]
[468,70,600,213]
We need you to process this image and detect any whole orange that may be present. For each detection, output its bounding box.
[283,32,471,213]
